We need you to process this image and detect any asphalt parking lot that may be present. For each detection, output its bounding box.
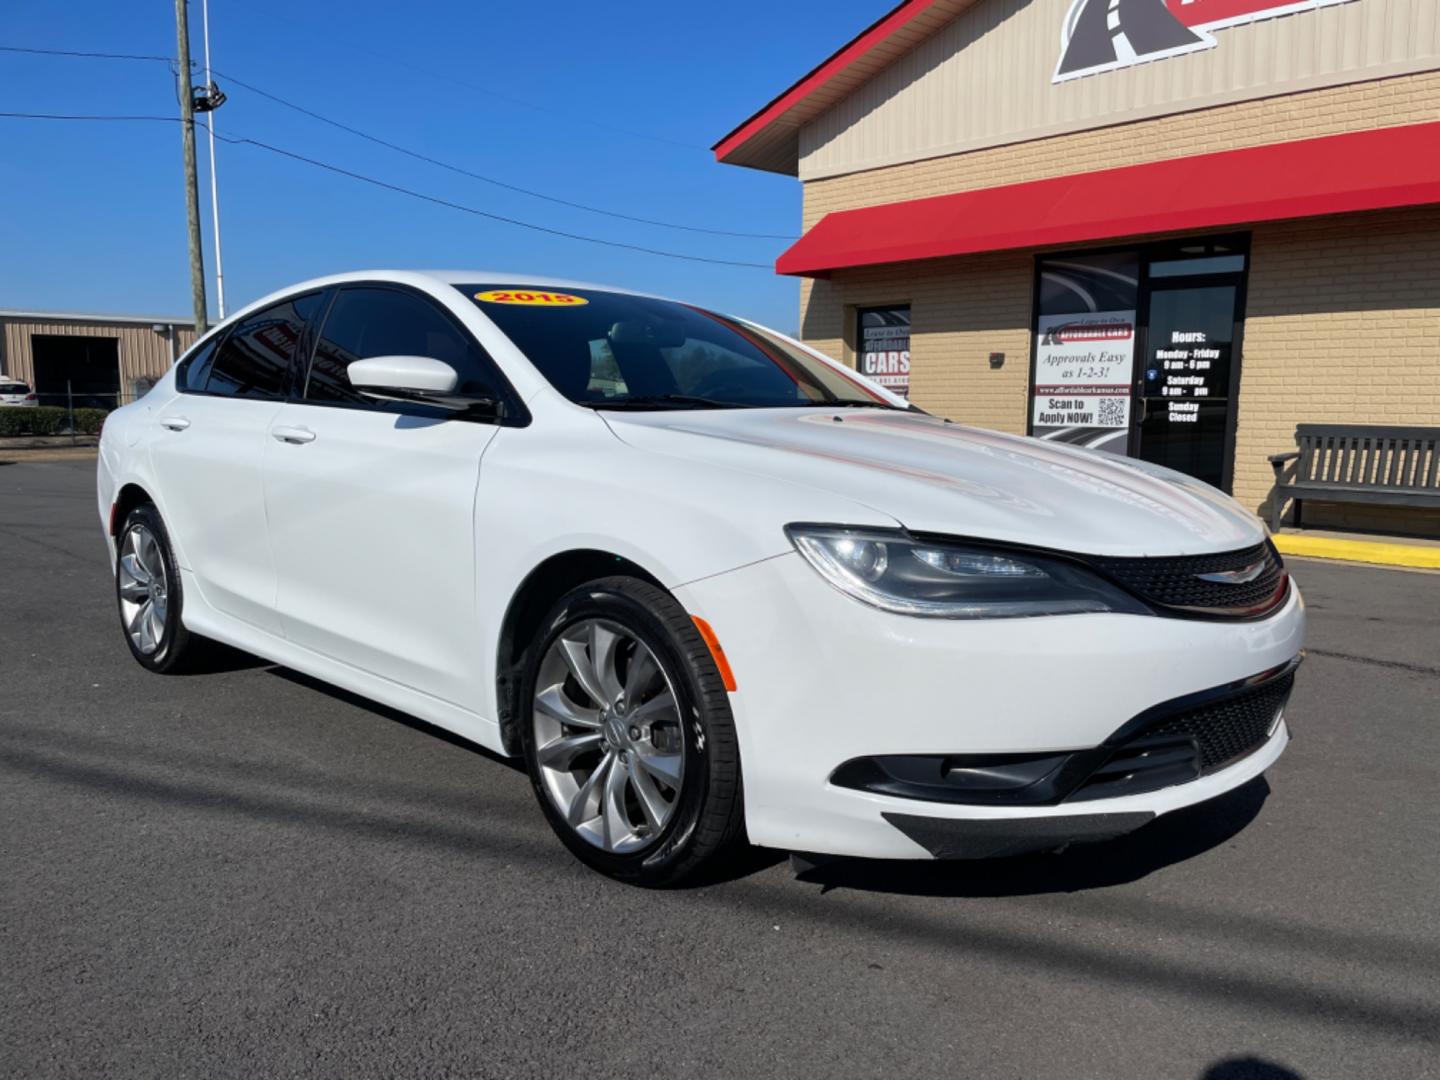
[2,457,1438,1080]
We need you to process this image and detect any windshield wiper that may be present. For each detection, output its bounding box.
[583,394,750,410]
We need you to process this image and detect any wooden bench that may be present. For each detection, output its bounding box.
[1268,424,1440,531]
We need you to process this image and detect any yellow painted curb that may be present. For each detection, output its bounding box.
[1274,534,1440,570]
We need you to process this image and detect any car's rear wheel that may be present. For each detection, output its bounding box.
[115,503,205,673]
[518,576,744,886]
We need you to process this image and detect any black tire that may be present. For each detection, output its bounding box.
[114,502,209,674]
[518,576,745,887]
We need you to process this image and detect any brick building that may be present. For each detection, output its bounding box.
[716,0,1440,537]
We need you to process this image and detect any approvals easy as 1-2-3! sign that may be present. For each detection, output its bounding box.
[1055,0,1360,82]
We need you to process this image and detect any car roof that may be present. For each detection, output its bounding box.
[216,270,684,338]
[268,269,669,302]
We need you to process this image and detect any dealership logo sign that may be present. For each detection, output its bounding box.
[1040,319,1134,346]
[1054,0,1360,83]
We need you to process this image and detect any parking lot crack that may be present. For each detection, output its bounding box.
[1306,648,1440,679]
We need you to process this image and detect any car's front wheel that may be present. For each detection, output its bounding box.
[518,576,744,886]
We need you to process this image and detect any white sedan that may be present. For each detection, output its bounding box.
[1,379,39,406]
[97,271,1304,885]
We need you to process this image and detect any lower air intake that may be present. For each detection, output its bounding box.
[1069,668,1295,802]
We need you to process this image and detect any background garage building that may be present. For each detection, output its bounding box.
[717,0,1440,538]
[0,311,196,410]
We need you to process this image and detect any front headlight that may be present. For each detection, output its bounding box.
[785,525,1148,619]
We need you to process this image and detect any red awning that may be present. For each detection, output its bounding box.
[777,122,1440,277]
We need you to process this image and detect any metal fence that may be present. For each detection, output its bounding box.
[3,380,156,443]
[32,391,132,411]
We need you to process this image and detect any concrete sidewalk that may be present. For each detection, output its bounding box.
[0,444,98,463]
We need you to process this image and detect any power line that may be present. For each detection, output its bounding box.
[0,37,705,151]
[0,112,776,270]
[213,128,774,269]
[0,44,175,63]
[208,68,795,241]
[0,110,179,122]
[0,40,795,241]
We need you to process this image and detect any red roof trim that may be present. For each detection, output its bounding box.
[776,122,1440,276]
[712,0,947,164]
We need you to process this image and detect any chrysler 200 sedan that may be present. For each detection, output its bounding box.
[97,271,1304,885]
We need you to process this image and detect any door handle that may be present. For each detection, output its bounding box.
[271,426,317,445]
[159,416,191,431]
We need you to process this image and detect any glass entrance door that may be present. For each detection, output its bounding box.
[1030,235,1250,490]
[1136,280,1244,491]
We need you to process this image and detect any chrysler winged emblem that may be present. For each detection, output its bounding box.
[1196,561,1267,586]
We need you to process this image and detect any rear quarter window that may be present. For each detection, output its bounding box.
[175,337,221,393]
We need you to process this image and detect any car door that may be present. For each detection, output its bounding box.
[262,283,516,708]
[149,292,322,636]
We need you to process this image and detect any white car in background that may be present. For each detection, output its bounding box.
[0,379,38,406]
[95,271,1305,886]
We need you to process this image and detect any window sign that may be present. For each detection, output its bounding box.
[1030,253,1139,455]
[857,306,911,398]
[1137,284,1241,489]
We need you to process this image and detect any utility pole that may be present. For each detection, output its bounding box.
[174,0,208,336]
[201,0,226,319]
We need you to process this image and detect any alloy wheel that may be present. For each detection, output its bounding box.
[532,618,685,854]
[117,523,169,656]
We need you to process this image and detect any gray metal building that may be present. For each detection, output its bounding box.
[0,310,197,408]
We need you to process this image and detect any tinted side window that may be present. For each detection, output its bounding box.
[306,287,499,405]
[176,335,221,392]
[205,293,321,400]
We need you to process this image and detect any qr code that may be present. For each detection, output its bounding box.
[1096,397,1127,428]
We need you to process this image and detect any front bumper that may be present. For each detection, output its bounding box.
[675,551,1305,860]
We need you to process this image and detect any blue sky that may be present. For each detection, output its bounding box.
[0,0,882,332]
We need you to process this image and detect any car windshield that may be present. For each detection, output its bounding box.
[461,285,892,410]
[0,383,28,394]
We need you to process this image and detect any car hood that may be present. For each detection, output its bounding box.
[603,408,1265,557]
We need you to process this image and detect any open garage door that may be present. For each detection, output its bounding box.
[31,335,120,409]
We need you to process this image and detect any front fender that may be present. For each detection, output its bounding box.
[470,406,896,722]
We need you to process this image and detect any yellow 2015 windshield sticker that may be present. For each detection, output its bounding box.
[475,290,588,307]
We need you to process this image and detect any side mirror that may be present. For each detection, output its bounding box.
[347,355,459,395]
[346,355,502,418]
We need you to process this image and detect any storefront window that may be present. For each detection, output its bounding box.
[857,306,911,399]
[1030,252,1140,455]
[1029,235,1250,492]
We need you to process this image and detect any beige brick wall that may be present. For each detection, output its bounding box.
[797,73,1440,538]
[800,255,1033,436]
[1239,207,1440,535]
[803,70,1440,228]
